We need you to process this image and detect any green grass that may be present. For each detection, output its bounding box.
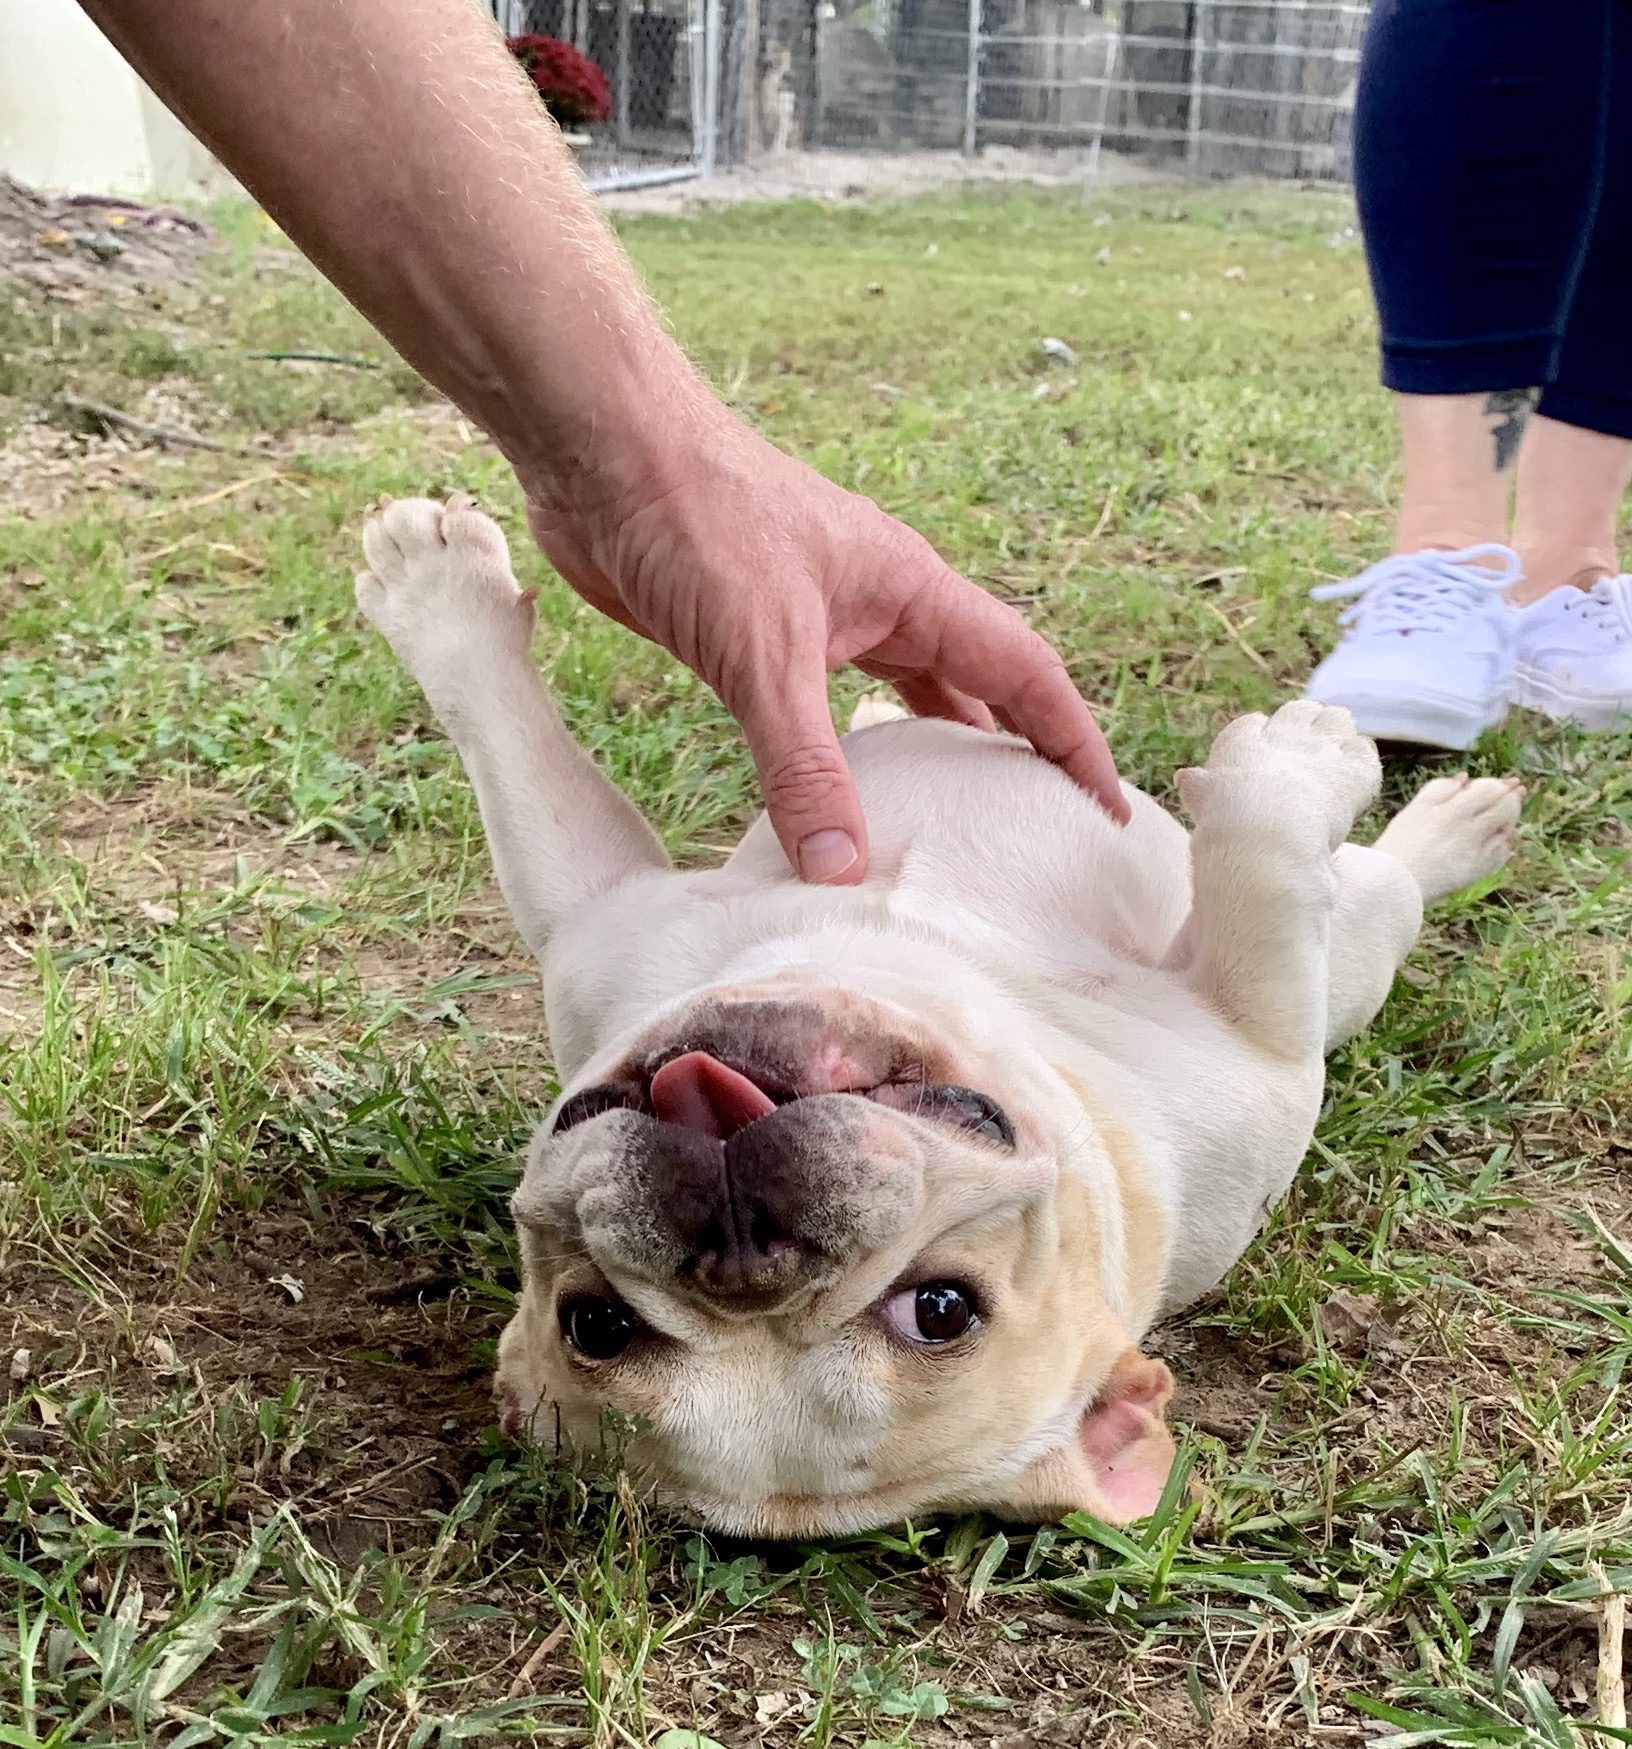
[2,185,1629,1748]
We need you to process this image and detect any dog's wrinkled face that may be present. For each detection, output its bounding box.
[496,985,1175,1536]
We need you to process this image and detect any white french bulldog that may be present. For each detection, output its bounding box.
[356,495,1521,1537]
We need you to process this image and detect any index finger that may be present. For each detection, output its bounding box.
[914,583,1129,823]
[994,651,1130,823]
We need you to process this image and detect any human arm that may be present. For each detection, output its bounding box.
[81,0,1129,879]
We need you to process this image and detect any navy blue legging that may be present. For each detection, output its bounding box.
[1354,0,1632,440]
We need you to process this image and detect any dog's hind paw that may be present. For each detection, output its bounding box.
[847,693,909,733]
[1191,700,1382,854]
[1375,772,1523,903]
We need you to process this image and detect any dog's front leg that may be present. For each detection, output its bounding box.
[1164,701,1381,1061]
[356,496,669,958]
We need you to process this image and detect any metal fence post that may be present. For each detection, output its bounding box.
[1082,29,1123,204]
[701,0,722,175]
[615,0,632,145]
[962,0,982,158]
[1186,0,1209,172]
[689,0,705,162]
[742,0,762,156]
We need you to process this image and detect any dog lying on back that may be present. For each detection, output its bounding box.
[357,495,1521,1537]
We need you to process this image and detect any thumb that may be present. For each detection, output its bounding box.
[738,678,870,886]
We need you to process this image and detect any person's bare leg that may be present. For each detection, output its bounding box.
[1509,415,1632,605]
[1393,391,1533,556]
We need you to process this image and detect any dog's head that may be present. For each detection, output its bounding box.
[496,982,1174,1536]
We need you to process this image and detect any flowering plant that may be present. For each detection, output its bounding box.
[507,33,612,129]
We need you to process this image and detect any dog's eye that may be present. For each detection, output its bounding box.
[883,1282,979,1345]
[559,1294,642,1360]
[920,1087,1015,1147]
[553,1084,641,1135]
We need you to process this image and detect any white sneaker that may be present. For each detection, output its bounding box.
[1304,545,1521,749]
[1512,575,1632,730]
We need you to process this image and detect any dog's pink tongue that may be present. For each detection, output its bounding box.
[650,1052,778,1138]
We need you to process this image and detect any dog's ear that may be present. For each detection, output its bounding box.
[996,1347,1176,1525]
[1075,1349,1176,1519]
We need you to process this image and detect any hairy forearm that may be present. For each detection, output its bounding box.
[81,0,712,491]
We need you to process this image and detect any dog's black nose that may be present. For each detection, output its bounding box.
[652,1103,826,1304]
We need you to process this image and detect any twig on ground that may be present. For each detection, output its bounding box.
[62,393,234,454]
[135,535,269,576]
[1200,596,1274,675]
[247,349,381,368]
[365,1270,462,1305]
[60,193,209,234]
[507,1622,569,1697]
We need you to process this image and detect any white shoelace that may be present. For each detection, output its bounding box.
[1555,574,1632,643]
[1311,544,1522,636]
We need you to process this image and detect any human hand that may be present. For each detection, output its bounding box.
[521,409,1127,885]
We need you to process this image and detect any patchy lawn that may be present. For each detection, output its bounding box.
[1,185,1629,1749]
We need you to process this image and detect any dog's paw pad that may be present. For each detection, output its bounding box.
[1377,771,1523,897]
[1200,702,1380,848]
[356,496,530,669]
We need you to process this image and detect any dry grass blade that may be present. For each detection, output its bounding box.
[1594,1562,1628,1748]
[135,468,305,519]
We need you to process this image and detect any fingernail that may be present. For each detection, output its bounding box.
[797,829,859,884]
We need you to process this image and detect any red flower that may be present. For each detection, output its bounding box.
[507,33,612,129]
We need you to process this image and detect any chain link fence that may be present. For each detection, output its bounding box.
[489,0,711,191]
[724,0,1366,189]
[488,0,1367,195]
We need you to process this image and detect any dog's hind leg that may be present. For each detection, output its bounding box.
[1165,701,1381,1062]
[356,495,670,959]
[1321,772,1522,1049]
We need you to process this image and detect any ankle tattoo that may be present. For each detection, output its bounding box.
[1484,388,1539,472]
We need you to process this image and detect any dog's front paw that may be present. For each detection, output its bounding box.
[356,494,536,679]
[1181,701,1381,852]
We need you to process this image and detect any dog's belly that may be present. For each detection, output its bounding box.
[741,719,1193,967]
[543,721,1196,1074]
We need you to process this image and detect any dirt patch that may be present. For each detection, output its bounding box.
[0,404,212,520]
[3,790,547,1058]
[45,790,370,893]
[2,1211,501,1553]
[597,143,1167,216]
[0,390,472,523]
[1165,1322,1286,1446]
[1,175,214,300]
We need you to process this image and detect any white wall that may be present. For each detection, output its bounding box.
[0,0,227,196]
